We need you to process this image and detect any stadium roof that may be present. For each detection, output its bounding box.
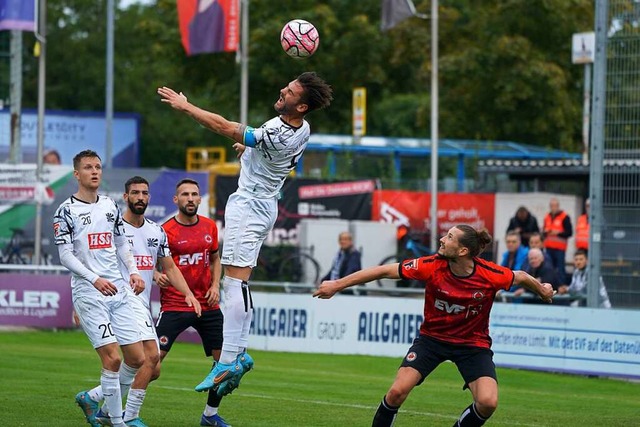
[303,134,581,190]
[306,134,581,159]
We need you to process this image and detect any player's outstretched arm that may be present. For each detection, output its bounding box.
[513,270,556,303]
[313,263,400,299]
[157,86,246,144]
[159,256,202,317]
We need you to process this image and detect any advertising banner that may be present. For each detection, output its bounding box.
[0,273,73,328]
[0,167,208,264]
[0,110,140,167]
[372,190,496,235]
[491,304,640,379]
[215,177,374,246]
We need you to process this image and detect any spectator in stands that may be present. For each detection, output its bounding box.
[558,249,611,308]
[500,231,529,270]
[542,198,572,283]
[506,206,539,247]
[320,231,363,295]
[511,248,561,303]
[43,149,62,165]
[575,198,590,251]
[528,232,553,265]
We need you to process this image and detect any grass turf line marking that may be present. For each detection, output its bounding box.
[154,384,542,426]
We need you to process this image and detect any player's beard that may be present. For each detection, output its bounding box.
[128,200,147,215]
[179,203,198,217]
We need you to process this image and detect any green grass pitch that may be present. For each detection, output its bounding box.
[0,330,638,426]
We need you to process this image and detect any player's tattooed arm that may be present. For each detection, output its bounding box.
[233,123,247,143]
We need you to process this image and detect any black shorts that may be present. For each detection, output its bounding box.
[155,309,223,357]
[400,335,497,390]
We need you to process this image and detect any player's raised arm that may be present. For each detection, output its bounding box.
[513,270,556,303]
[314,263,400,299]
[157,86,246,144]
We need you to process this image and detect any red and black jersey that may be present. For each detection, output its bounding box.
[161,215,219,312]
[400,254,514,348]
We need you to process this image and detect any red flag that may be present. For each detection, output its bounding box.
[177,0,239,55]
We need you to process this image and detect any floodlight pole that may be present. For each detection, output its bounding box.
[240,0,249,124]
[429,0,439,252]
[34,0,47,266]
[105,0,114,168]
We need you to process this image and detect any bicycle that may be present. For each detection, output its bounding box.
[377,234,434,290]
[0,228,52,265]
[251,244,321,287]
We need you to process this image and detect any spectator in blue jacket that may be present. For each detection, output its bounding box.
[321,231,363,295]
[500,231,529,271]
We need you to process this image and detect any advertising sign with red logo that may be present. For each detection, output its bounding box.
[372,190,496,236]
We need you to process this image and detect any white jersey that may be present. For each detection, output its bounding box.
[53,195,130,292]
[120,218,171,309]
[239,116,310,198]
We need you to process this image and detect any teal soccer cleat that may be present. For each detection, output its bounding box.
[215,353,254,396]
[195,361,243,392]
[124,418,148,427]
[238,352,254,372]
[75,391,101,427]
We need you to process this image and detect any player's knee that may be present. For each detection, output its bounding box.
[102,352,122,371]
[475,396,498,416]
[150,364,161,382]
[145,351,160,368]
[125,353,145,369]
[385,385,409,407]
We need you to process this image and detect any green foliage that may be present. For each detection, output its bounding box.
[9,0,592,169]
[0,330,638,426]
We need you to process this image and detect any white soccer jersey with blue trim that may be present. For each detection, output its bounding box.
[53,195,129,292]
[239,116,310,198]
[120,218,171,308]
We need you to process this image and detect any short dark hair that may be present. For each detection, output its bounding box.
[456,224,492,258]
[175,178,200,193]
[296,72,333,113]
[124,176,149,193]
[529,232,543,242]
[73,150,101,170]
[575,249,588,258]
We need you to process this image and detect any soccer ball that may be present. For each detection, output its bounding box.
[280,19,320,59]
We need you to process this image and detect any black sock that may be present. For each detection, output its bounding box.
[452,403,488,427]
[208,388,222,408]
[372,396,399,427]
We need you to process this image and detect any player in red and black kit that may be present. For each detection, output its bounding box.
[153,178,230,427]
[314,224,556,427]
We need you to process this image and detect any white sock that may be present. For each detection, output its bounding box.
[101,369,123,425]
[119,362,138,402]
[88,385,103,402]
[124,388,146,422]
[219,276,244,364]
[203,404,218,417]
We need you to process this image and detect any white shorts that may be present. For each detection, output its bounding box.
[221,191,277,268]
[73,286,142,349]
[128,292,158,343]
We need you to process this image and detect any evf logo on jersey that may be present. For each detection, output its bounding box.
[88,232,112,249]
[434,298,465,314]
[179,252,204,266]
